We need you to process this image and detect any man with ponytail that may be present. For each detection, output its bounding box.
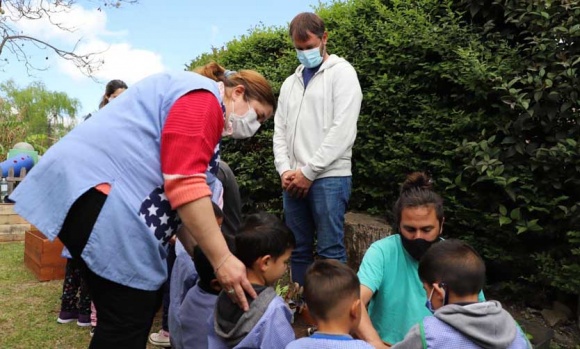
[355,173,484,348]
[11,62,275,348]
[356,172,444,348]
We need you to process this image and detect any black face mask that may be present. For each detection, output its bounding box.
[400,235,439,261]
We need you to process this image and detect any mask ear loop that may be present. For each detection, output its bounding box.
[427,287,435,302]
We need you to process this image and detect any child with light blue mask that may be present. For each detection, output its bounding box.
[391,239,532,349]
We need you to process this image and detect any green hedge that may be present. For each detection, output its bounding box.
[187,0,580,297]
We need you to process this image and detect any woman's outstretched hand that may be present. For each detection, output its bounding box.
[215,254,257,311]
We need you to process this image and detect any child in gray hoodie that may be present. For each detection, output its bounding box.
[392,239,532,349]
[208,212,296,349]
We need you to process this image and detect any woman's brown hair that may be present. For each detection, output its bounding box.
[194,62,276,110]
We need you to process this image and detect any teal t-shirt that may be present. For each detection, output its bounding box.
[357,235,484,344]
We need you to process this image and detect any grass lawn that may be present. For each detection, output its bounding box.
[0,241,162,349]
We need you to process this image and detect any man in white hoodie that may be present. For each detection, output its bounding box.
[273,12,363,287]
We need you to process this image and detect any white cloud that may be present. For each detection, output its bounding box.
[8,1,165,83]
[58,41,165,84]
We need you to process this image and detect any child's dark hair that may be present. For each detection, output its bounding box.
[194,233,235,292]
[303,259,360,321]
[212,201,224,220]
[235,212,295,268]
[393,172,444,227]
[418,239,486,296]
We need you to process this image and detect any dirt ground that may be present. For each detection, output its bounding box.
[503,302,580,348]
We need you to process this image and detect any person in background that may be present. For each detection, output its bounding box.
[89,79,128,337]
[11,63,275,348]
[84,79,128,121]
[216,160,242,237]
[98,79,128,109]
[273,12,363,289]
[56,247,91,328]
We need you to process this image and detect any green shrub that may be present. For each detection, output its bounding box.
[187,0,580,297]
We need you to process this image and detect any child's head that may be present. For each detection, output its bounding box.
[235,212,295,286]
[194,232,235,294]
[212,201,224,227]
[303,259,361,329]
[418,239,485,311]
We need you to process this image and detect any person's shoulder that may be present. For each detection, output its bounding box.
[270,294,291,312]
[352,339,376,348]
[370,234,401,251]
[325,55,356,70]
[282,67,302,83]
[360,235,400,270]
[284,337,308,349]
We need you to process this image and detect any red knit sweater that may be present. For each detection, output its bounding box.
[161,90,224,209]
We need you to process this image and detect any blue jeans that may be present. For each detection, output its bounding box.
[283,176,352,286]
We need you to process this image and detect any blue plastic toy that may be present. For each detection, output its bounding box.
[1,154,34,177]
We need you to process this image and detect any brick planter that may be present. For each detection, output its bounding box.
[24,228,66,281]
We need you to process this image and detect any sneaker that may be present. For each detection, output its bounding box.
[57,310,78,324]
[148,329,171,347]
[90,326,95,337]
[77,314,91,327]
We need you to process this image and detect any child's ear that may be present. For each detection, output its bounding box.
[258,255,272,271]
[433,283,446,301]
[350,298,362,320]
[210,279,222,292]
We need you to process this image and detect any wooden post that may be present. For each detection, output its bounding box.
[6,166,27,195]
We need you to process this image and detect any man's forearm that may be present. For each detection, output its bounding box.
[356,305,388,348]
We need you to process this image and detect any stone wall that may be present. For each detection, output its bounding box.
[0,204,30,242]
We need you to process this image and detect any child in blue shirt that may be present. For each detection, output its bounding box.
[286,259,374,349]
[208,212,296,348]
[391,239,532,349]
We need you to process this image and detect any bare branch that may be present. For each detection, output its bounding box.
[0,0,138,77]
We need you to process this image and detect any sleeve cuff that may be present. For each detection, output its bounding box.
[301,165,318,181]
[277,164,292,177]
[165,176,212,209]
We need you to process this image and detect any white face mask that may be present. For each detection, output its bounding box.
[224,99,261,139]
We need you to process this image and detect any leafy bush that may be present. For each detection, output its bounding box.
[187,0,580,297]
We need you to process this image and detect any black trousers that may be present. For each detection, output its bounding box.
[58,189,163,349]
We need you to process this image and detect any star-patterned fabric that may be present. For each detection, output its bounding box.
[139,186,181,246]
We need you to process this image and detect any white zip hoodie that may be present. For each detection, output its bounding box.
[273,54,363,181]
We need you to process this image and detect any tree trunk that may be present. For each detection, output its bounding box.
[344,212,392,272]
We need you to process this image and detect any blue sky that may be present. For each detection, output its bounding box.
[3,0,321,118]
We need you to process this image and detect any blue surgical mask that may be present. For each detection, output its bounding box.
[425,288,436,314]
[296,46,323,68]
[425,284,447,313]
